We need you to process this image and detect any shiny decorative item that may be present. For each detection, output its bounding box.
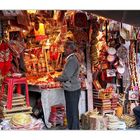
[107,54,115,62]
[107,47,116,55]
[117,45,127,60]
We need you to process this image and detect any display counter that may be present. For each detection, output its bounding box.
[29,85,87,127]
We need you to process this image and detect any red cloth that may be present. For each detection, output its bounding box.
[0,42,9,51]
[35,35,48,41]
[0,61,12,76]
[49,44,59,61]
[0,42,12,76]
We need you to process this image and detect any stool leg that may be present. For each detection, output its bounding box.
[17,84,21,95]
[25,83,30,107]
[6,81,13,110]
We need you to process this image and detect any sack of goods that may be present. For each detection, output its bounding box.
[9,113,45,130]
[121,114,136,128]
[106,114,126,130]
[81,109,107,130]
[10,113,32,129]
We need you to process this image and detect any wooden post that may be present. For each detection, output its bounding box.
[43,48,49,73]
[86,43,93,111]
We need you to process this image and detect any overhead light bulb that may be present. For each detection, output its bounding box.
[27,10,37,14]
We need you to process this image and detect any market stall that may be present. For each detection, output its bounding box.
[0,10,89,129]
[0,10,140,130]
[23,10,89,127]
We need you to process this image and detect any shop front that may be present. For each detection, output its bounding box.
[0,10,140,130]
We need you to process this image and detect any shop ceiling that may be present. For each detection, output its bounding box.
[1,10,140,28]
[85,10,140,27]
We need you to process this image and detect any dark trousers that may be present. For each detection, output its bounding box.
[133,106,140,125]
[21,84,26,95]
[64,89,81,130]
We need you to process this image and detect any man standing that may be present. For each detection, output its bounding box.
[133,105,140,129]
[55,40,81,130]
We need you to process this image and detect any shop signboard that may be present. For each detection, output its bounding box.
[128,90,139,100]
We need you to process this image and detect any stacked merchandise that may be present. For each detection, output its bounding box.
[24,49,46,76]
[111,97,118,110]
[26,72,62,89]
[93,98,112,113]
[93,86,114,114]
[49,104,65,127]
[106,114,126,130]
[0,94,32,120]
[24,48,62,89]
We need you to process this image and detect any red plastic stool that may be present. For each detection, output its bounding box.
[0,77,30,110]
[51,104,65,113]
[49,104,65,126]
